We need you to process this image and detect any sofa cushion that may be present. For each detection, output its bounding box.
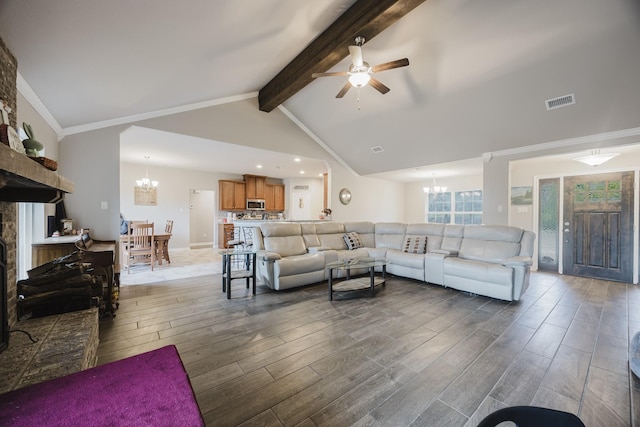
[343,232,364,250]
[387,249,425,269]
[260,222,307,257]
[402,236,427,254]
[345,222,375,248]
[301,223,321,248]
[444,257,514,286]
[406,223,444,252]
[458,225,524,263]
[375,222,407,250]
[275,253,326,276]
[441,224,464,252]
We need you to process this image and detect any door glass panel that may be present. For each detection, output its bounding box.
[538,178,559,271]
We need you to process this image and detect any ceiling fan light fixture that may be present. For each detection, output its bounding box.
[348,71,371,88]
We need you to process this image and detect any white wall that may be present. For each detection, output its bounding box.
[120,161,242,248]
[16,92,59,239]
[327,164,405,223]
[59,97,407,241]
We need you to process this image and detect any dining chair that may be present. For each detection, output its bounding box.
[241,226,254,251]
[225,225,243,249]
[157,220,174,264]
[122,222,155,273]
[224,225,244,267]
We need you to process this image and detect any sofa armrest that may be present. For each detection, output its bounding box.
[502,256,533,267]
[431,249,459,256]
[258,250,281,262]
[308,246,331,253]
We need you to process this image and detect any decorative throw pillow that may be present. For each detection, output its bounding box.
[343,232,363,250]
[403,236,427,254]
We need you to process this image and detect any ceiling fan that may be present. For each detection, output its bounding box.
[312,36,409,98]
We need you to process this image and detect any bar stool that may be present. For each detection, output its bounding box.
[224,225,244,267]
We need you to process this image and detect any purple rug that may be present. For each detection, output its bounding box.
[0,345,204,426]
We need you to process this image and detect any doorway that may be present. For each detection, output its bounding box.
[291,193,311,220]
[189,190,215,248]
[562,171,633,282]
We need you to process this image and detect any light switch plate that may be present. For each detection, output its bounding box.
[100,201,108,210]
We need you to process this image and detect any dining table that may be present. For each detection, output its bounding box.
[119,232,172,265]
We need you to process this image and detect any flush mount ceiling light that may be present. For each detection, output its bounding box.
[573,150,620,167]
[136,156,159,191]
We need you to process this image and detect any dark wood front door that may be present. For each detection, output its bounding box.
[563,171,633,282]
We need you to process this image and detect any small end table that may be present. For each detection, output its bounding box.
[219,248,256,299]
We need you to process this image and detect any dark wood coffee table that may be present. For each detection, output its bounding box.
[326,257,388,301]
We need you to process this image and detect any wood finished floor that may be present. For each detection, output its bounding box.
[98,271,640,426]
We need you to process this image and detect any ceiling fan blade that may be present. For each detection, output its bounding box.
[312,71,349,78]
[348,45,363,67]
[369,77,390,95]
[336,81,352,98]
[371,58,409,73]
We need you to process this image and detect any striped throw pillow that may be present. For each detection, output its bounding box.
[403,236,427,254]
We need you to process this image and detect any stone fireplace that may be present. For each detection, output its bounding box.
[0,203,15,354]
[0,36,73,354]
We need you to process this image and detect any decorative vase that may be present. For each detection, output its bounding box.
[22,138,44,156]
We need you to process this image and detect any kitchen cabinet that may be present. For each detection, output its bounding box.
[244,175,266,200]
[274,184,285,211]
[219,180,246,211]
[265,184,285,211]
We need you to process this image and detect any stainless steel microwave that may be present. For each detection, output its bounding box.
[247,199,266,210]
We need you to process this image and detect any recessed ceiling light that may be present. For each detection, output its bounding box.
[318,173,323,177]
[294,158,301,162]
[256,164,263,169]
[299,170,305,174]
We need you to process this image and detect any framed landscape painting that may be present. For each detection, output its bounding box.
[511,186,533,205]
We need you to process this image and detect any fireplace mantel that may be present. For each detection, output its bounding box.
[0,143,73,203]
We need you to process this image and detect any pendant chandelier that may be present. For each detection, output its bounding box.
[423,175,447,194]
[136,156,159,191]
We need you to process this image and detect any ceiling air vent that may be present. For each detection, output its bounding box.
[370,146,384,154]
[546,93,575,111]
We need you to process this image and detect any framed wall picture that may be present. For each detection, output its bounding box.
[511,186,533,205]
[134,187,157,205]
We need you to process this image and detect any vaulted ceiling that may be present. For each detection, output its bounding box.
[1,0,639,180]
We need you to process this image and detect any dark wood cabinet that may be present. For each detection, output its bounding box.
[219,180,246,210]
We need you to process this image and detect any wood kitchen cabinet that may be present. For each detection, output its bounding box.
[219,180,246,210]
[244,175,266,199]
[265,184,285,211]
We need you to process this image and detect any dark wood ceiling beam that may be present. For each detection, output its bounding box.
[258,0,427,112]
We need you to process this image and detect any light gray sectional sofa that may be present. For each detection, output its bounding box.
[254,221,535,302]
